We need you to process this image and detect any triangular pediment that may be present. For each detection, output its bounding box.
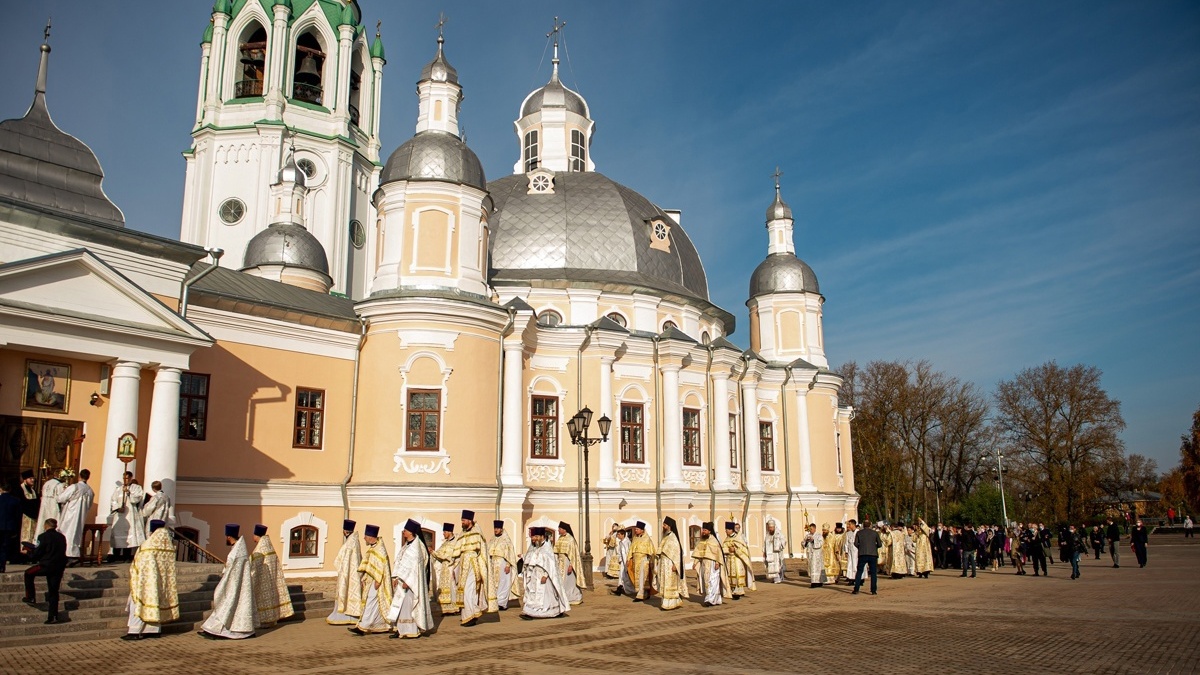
[0,249,209,343]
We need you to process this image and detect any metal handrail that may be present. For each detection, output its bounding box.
[292,82,323,105]
[168,527,225,565]
[235,79,263,98]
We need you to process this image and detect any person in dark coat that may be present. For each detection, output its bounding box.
[1130,520,1149,568]
[1025,524,1047,576]
[958,525,979,578]
[22,518,68,624]
[1105,518,1121,568]
[0,481,22,572]
[1089,526,1105,559]
[850,521,881,595]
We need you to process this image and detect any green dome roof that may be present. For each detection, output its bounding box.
[212,0,232,16]
[201,23,214,44]
[370,33,385,61]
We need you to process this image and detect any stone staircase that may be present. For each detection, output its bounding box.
[0,563,334,647]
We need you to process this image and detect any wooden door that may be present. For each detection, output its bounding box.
[0,416,83,487]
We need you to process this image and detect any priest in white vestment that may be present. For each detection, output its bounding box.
[844,520,860,586]
[488,520,520,610]
[603,524,623,578]
[107,472,145,562]
[614,527,633,595]
[520,527,569,619]
[431,510,496,627]
[36,473,64,541]
[55,468,93,559]
[803,523,826,587]
[351,524,393,634]
[250,524,294,627]
[654,517,689,610]
[200,524,257,639]
[764,519,787,583]
[387,519,433,638]
[889,525,908,578]
[327,519,364,625]
[554,521,586,605]
[690,522,725,606]
[122,520,178,640]
[140,481,171,526]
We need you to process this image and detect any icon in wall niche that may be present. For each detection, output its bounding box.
[23,360,71,414]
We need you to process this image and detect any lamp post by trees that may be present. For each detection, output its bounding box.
[567,405,611,591]
[985,452,1009,527]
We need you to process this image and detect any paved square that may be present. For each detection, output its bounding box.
[2,535,1196,674]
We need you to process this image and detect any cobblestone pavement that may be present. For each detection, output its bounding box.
[3,536,1197,675]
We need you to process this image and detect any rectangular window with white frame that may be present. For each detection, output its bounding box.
[530,395,558,459]
[620,403,644,464]
[759,420,775,472]
[293,387,324,449]
[683,407,701,466]
[406,389,441,451]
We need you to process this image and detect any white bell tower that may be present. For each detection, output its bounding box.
[178,0,385,299]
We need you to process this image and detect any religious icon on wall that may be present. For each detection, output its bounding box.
[117,433,137,462]
[23,360,71,414]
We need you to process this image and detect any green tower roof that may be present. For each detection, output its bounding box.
[212,0,232,16]
[201,22,214,44]
[370,32,385,61]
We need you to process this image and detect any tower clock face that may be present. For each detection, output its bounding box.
[218,198,246,225]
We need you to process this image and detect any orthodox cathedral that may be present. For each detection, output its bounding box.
[0,1,857,573]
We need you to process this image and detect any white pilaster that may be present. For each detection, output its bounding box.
[143,367,182,511]
[712,373,734,490]
[500,340,524,487]
[98,361,142,523]
[265,3,290,119]
[795,388,816,491]
[335,25,354,122]
[660,365,686,489]
[205,13,229,121]
[741,380,762,492]
[597,355,618,488]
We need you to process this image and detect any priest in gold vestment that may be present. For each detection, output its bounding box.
[432,510,496,627]
[621,521,655,601]
[889,524,908,579]
[554,521,586,605]
[654,517,688,610]
[350,525,393,635]
[250,524,294,628]
[327,519,364,625]
[603,524,623,578]
[722,521,756,598]
[200,524,256,640]
[433,523,459,615]
[488,520,521,610]
[914,519,934,578]
[690,522,726,606]
[122,520,177,640]
[822,523,843,581]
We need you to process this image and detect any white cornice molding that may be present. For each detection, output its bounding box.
[187,305,359,360]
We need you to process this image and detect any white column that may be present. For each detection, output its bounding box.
[143,367,182,512]
[335,26,354,120]
[712,373,733,490]
[265,4,290,119]
[98,361,142,524]
[597,356,618,488]
[796,388,816,491]
[205,13,229,119]
[500,341,524,487]
[661,365,686,489]
[741,381,762,492]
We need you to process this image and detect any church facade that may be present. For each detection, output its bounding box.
[0,1,857,574]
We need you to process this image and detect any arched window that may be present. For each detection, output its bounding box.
[570,129,586,171]
[701,331,711,345]
[605,312,627,328]
[236,24,267,98]
[293,31,326,105]
[289,525,319,558]
[524,130,539,172]
[688,525,702,551]
[662,320,678,333]
[349,50,365,127]
[537,310,562,327]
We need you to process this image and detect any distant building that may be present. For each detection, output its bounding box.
[0,2,856,571]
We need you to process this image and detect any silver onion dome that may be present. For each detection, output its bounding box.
[277,154,306,188]
[749,253,819,298]
[380,131,485,190]
[242,222,330,274]
[766,190,792,222]
[419,37,458,85]
[520,76,588,118]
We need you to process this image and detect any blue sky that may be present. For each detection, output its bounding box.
[2,2,1197,470]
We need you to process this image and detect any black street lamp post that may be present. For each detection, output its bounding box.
[567,405,611,591]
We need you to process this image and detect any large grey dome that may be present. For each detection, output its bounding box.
[243,223,330,274]
[487,171,708,301]
[520,76,588,118]
[749,253,819,298]
[381,131,485,190]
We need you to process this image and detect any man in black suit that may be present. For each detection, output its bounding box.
[22,518,68,624]
[851,521,881,596]
[1105,518,1121,568]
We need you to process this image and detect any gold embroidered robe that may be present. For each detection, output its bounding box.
[722,536,757,595]
[251,535,294,626]
[129,528,179,625]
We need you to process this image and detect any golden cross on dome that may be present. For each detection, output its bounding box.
[772,166,783,192]
[436,12,447,40]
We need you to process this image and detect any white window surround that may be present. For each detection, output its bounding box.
[615,383,653,467]
[527,376,567,466]
[681,392,707,470]
[279,511,328,570]
[397,351,453,457]
[224,10,270,100]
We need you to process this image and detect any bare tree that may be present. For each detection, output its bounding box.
[994,362,1125,523]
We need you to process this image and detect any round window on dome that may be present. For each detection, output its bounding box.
[297,158,317,179]
[537,310,563,327]
[662,320,678,333]
[653,222,668,240]
[218,198,246,225]
[605,312,627,328]
[350,220,366,249]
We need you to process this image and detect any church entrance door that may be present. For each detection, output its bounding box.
[0,416,84,487]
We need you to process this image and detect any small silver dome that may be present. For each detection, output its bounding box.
[278,155,306,188]
[381,131,485,190]
[419,38,458,85]
[520,75,588,118]
[766,190,792,222]
[749,253,819,298]
[243,223,330,274]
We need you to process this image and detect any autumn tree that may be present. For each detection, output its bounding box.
[993,362,1125,523]
[1180,404,1200,514]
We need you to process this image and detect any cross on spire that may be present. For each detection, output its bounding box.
[772,166,783,193]
[436,12,447,42]
[376,19,381,40]
[43,17,51,43]
[548,16,566,62]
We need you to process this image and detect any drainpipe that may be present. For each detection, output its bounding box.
[179,247,224,317]
[653,335,663,529]
[340,317,369,520]
[705,345,716,523]
[493,307,517,519]
[738,353,752,531]
[782,365,795,558]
